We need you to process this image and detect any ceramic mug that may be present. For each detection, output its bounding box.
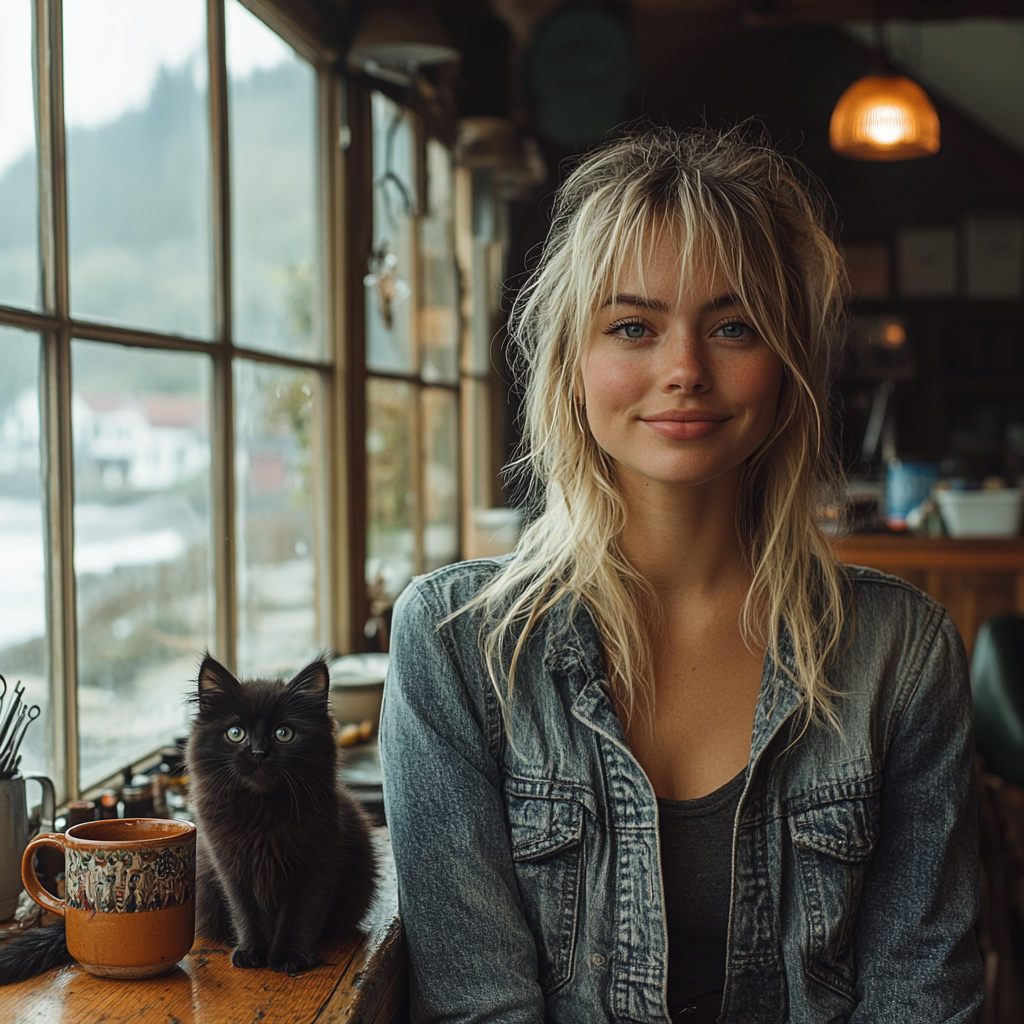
[22,817,197,979]
[0,773,56,920]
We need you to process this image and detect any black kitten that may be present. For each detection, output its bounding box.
[187,655,378,974]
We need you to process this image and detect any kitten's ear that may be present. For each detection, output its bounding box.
[286,660,330,698]
[197,655,241,700]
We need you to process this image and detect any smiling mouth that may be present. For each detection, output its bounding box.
[642,410,730,423]
[641,412,730,439]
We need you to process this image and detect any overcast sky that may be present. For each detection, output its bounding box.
[0,0,295,178]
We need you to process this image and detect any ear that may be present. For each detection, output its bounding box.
[197,654,241,698]
[286,660,330,698]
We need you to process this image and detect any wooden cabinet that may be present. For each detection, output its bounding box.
[835,534,1024,655]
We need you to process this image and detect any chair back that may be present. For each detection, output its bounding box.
[971,616,1024,785]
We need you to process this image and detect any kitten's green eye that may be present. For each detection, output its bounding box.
[274,726,295,743]
[226,726,246,743]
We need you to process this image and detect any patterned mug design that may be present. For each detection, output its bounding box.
[66,840,195,913]
[22,818,197,979]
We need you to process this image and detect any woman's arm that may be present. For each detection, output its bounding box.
[850,611,984,1022]
[380,578,545,1024]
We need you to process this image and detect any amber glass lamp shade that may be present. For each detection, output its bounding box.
[830,75,940,161]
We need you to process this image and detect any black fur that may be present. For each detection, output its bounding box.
[187,655,378,974]
[0,656,378,985]
[0,921,74,983]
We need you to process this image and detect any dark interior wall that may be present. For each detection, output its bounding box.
[493,8,1024,484]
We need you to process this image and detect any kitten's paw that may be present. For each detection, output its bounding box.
[268,949,316,975]
[231,947,267,969]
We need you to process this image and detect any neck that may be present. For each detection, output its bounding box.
[616,465,751,605]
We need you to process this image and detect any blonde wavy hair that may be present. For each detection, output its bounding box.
[469,126,849,729]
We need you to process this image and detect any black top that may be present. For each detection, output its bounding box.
[657,768,746,1023]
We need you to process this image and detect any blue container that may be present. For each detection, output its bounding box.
[886,460,940,527]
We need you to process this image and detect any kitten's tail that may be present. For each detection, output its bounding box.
[0,921,74,984]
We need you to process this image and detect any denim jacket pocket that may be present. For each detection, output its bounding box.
[788,774,880,998]
[506,778,586,995]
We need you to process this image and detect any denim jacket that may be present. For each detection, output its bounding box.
[380,559,983,1024]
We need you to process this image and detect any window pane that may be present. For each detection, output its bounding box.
[366,377,415,599]
[227,1,322,360]
[469,167,504,376]
[367,92,416,373]
[420,141,458,383]
[0,328,51,782]
[462,379,520,558]
[0,0,40,310]
[423,387,457,571]
[234,361,325,677]
[72,341,214,786]
[64,0,212,337]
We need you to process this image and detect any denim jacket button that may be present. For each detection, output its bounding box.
[590,953,606,967]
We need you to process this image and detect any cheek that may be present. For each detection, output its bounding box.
[581,350,647,412]
[731,352,785,421]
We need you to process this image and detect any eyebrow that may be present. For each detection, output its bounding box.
[601,292,746,316]
[601,293,671,313]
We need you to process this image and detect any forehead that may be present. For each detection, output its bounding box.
[597,232,734,310]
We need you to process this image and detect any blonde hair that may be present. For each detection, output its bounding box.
[470,126,849,729]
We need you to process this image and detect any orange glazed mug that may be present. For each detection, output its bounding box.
[22,818,196,979]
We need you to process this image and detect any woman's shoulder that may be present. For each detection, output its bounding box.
[392,555,514,625]
[837,563,966,683]
[841,563,945,621]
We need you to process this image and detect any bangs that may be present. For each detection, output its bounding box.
[574,188,780,358]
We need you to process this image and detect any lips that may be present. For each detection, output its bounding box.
[641,409,730,440]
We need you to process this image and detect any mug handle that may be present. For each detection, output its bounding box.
[21,833,67,918]
[22,773,56,833]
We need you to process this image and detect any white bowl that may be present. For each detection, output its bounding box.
[328,654,388,730]
[934,488,1023,538]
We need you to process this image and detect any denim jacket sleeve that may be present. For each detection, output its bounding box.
[849,609,984,1023]
[380,575,546,1024]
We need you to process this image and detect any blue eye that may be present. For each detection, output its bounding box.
[621,322,646,339]
[226,726,246,743]
[275,726,294,743]
[716,321,750,339]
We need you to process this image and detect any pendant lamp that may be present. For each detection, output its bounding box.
[348,0,458,82]
[830,74,940,161]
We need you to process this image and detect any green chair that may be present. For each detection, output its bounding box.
[971,616,1024,785]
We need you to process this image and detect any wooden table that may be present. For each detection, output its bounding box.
[835,534,1024,655]
[0,830,405,1024]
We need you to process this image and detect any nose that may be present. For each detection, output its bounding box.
[250,747,266,763]
[662,331,710,394]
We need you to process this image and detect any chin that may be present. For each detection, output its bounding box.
[242,769,278,793]
[624,459,746,489]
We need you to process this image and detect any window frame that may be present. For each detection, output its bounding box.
[358,87,513,634]
[0,0,358,803]
[362,93,461,616]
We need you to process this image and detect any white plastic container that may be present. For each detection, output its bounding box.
[934,488,1023,538]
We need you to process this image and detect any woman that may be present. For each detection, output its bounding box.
[380,128,983,1023]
